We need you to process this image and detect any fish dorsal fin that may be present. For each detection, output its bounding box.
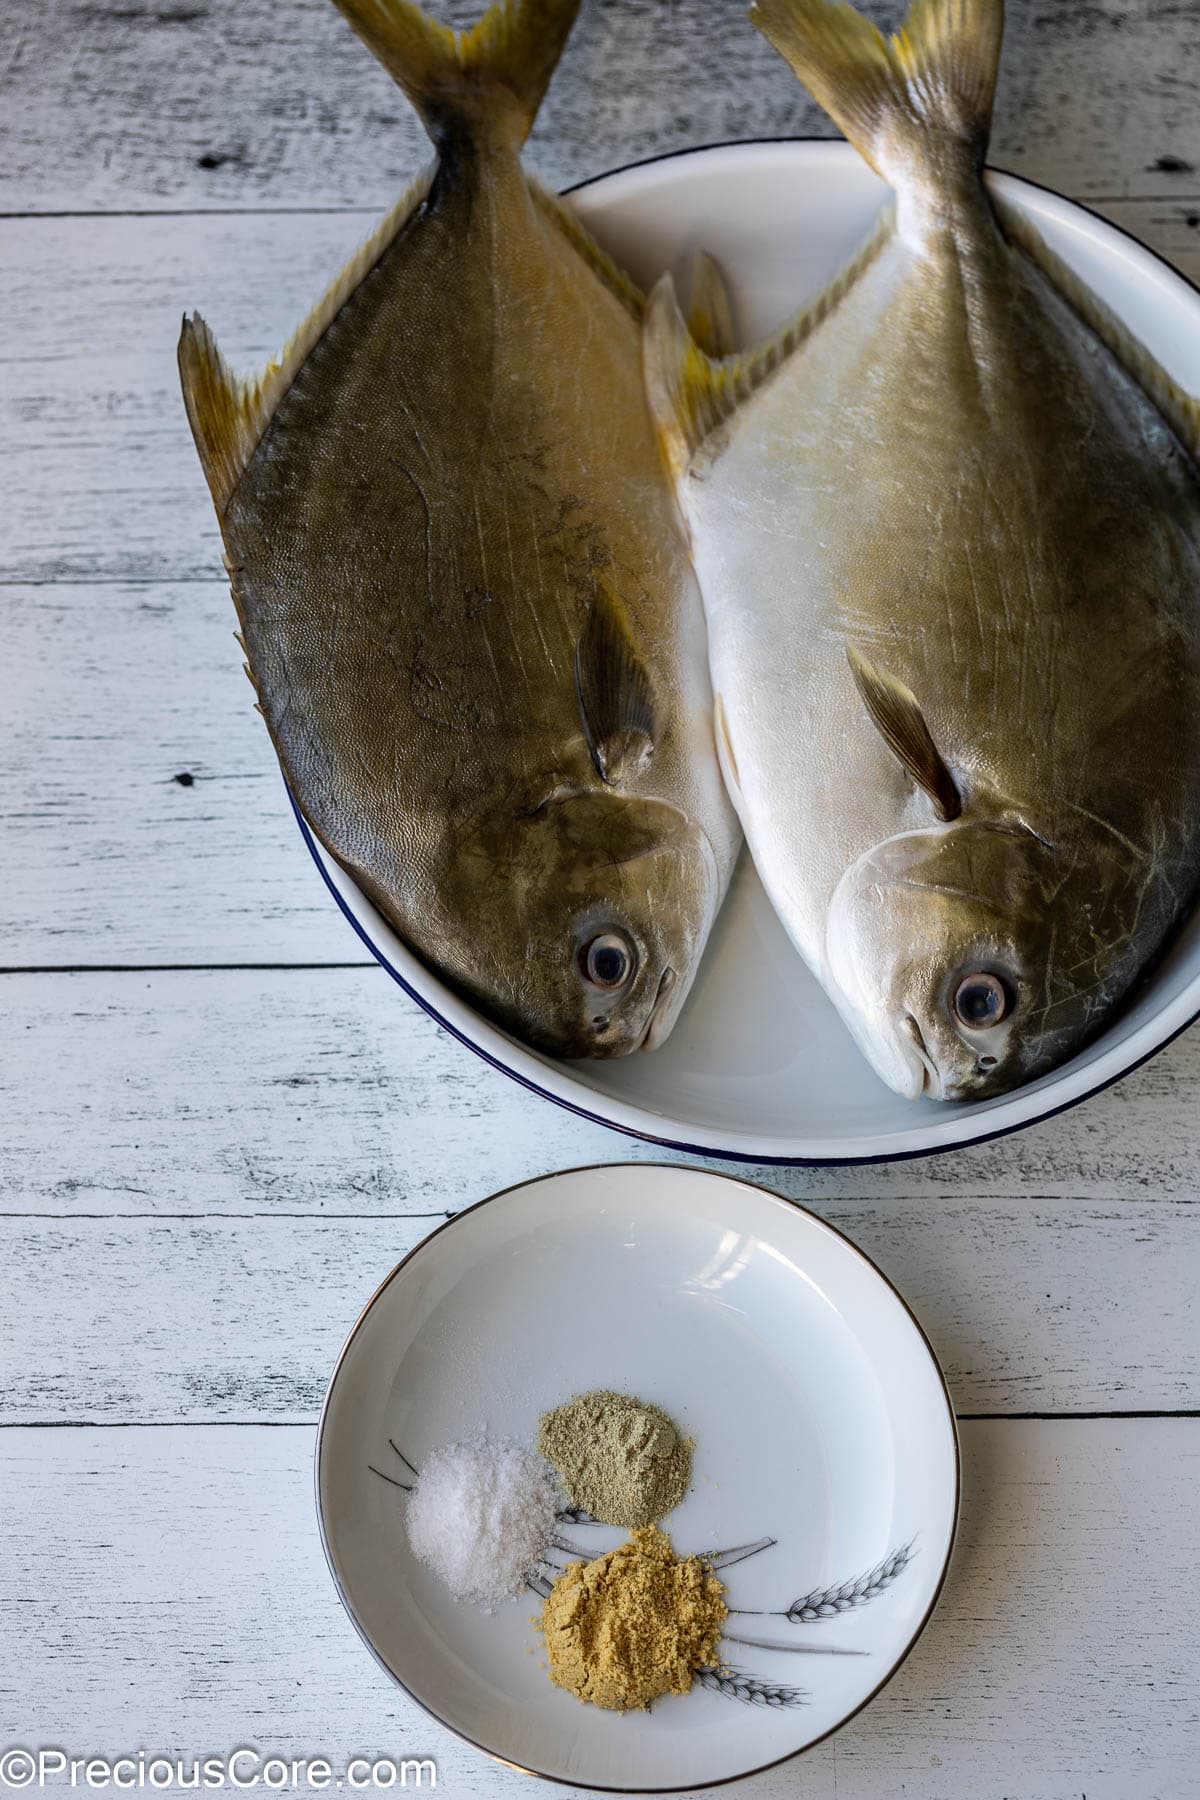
[643,275,735,480]
[994,195,1200,465]
[686,251,736,360]
[179,165,433,511]
[328,0,582,147]
[530,181,645,321]
[644,204,895,477]
[847,644,961,821]
[575,586,658,785]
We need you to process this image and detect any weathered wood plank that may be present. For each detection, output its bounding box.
[1,1420,1195,1799]
[8,966,1200,1213]
[2,1006,1198,1418]
[4,188,1200,585]
[2,212,372,585]
[3,0,1200,215]
[1,582,355,963]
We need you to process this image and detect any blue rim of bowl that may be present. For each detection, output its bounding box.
[314,1161,962,1794]
[289,138,1200,1167]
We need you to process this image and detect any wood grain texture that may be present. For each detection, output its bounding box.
[7,965,1200,1210]
[4,0,1200,215]
[0,582,354,963]
[2,1202,1198,1419]
[2,967,1198,1421]
[2,1420,1197,1799]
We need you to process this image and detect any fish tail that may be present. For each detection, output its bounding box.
[327,0,582,145]
[749,0,1003,189]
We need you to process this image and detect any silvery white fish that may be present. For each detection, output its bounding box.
[179,0,739,1059]
[645,0,1200,1102]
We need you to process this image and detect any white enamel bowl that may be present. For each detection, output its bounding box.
[316,1163,959,1790]
[295,140,1200,1161]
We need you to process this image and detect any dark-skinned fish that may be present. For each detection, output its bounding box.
[645,0,1200,1102]
[179,0,740,1059]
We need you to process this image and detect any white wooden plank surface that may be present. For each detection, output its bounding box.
[3,1420,1197,1799]
[3,0,1200,214]
[3,964,1200,1418]
[1,582,354,964]
[8,966,1200,1210]
[2,1192,1198,1420]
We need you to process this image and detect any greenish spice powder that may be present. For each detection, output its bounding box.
[538,1390,691,1528]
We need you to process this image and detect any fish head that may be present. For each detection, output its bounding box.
[825,817,1093,1102]
[444,785,720,1058]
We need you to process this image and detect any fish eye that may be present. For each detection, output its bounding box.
[582,931,636,991]
[952,970,1010,1031]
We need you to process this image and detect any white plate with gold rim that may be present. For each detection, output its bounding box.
[315,1163,959,1790]
[296,139,1200,1164]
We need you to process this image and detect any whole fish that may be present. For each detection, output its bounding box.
[645,0,1200,1102]
[179,0,739,1058]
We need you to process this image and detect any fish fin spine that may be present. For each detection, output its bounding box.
[529,181,644,320]
[328,0,581,145]
[847,644,961,821]
[177,314,269,512]
[644,276,729,480]
[995,195,1200,466]
[749,0,1003,186]
[644,208,893,469]
[575,585,658,784]
[178,167,432,510]
[686,251,737,360]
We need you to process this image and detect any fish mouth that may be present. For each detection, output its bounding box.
[638,966,679,1052]
[902,1013,943,1100]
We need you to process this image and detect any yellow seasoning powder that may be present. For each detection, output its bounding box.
[540,1526,727,1712]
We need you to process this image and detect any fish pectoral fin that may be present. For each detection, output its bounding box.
[575,588,658,785]
[714,694,742,799]
[329,0,580,147]
[995,196,1200,466]
[685,251,736,361]
[847,645,961,823]
[749,0,1003,192]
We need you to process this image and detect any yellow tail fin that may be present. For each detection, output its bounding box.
[329,0,581,144]
[750,0,1004,185]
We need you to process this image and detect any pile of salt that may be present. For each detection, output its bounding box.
[404,1429,561,1609]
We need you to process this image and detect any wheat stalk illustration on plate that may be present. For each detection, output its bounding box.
[372,1445,917,1715]
[696,1667,808,1709]
[780,1540,918,1624]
